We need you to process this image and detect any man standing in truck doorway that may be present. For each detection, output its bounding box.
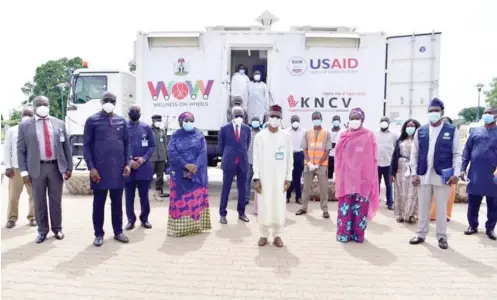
[247,70,269,123]
[376,116,398,210]
[150,114,170,200]
[231,64,250,112]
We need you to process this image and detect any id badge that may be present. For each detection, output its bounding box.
[275,152,284,160]
[159,137,164,143]
[59,135,65,142]
[142,140,148,147]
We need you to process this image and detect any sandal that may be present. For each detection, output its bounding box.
[396,217,404,223]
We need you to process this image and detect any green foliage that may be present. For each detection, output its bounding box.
[21,57,83,119]
[457,106,485,123]
[484,77,497,108]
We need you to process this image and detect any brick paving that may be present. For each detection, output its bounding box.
[1,171,496,300]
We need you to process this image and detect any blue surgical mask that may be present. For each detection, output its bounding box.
[428,112,441,123]
[312,119,322,126]
[332,120,340,127]
[182,121,194,131]
[251,121,260,128]
[482,113,495,124]
[405,127,416,136]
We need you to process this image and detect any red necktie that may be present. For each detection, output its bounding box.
[43,119,53,159]
[235,125,240,164]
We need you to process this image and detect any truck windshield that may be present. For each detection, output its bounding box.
[73,76,108,104]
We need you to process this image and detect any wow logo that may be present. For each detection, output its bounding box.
[147,80,214,101]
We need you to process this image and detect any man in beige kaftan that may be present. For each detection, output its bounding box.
[252,105,293,247]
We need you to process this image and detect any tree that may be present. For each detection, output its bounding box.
[458,106,485,123]
[484,77,497,107]
[21,57,83,119]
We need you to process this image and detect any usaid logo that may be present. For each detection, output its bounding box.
[287,57,307,76]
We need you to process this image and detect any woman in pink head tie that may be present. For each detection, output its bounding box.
[334,108,380,243]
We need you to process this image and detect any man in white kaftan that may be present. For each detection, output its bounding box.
[252,104,293,247]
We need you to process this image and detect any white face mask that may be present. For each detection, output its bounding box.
[349,120,362,130]
[21,116,31,122]
[268,117,280,128]
[102,102,115,113]
[380,121,389,129]
[36,106,49,118]
[291,121,299,129]
[254,74,261,81]
[239,69,245,75]
[154,121,162,128]
[233,117,243,126]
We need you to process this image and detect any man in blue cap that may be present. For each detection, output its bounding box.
[461,106,497,240]
[409,98,462,249]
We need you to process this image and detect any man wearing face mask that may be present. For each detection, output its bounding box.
[4,107,36,229]
[230,64,250,112]
[296,111,332,218]
[218,106,251,224]
[83,92,132,247]
[247,70,269,123]
[375,116,399,210]
[409,98,462,250]
[328,115,343,179]
[461,106,497,240]
[245,116,262,205]
[124,105,156,231]
[286,115,305,204]
[227,96,248,123]
[17,96,73,243]
[150,114,169,200]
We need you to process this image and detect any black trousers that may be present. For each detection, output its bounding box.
[151,161,166,191]
[327,156,335,179]
[93,189,123,237]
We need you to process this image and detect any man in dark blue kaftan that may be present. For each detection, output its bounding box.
[83,92,132,247]
[125,105,156,231]
[461,106,497,240]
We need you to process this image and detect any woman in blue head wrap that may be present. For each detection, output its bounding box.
[166,112,211,236]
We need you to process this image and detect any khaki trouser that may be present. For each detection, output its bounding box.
[301,166,329,212]
[7,168,35,222]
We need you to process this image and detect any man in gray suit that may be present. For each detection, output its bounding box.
[17,96,73,243]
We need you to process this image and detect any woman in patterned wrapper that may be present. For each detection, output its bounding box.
[166,112,212,237]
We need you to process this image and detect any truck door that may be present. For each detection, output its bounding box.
[222,45,232,122]
[385,32,442,124]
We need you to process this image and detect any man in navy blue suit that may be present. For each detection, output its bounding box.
[218,106,251,224]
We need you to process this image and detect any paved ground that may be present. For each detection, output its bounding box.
[1,169,496,300]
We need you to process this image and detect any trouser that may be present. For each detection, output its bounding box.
[220,164,247,217]
[151,161,166,191]
[417,184,450,240]
[260,224,283,238]
[245,164,254,204]
[93,189,124,237]
[287,151,304,200]
[467,194,497,231]
[31,162,63,235]
[301,166,329,212]
[125,180,151,224]
[378,166,393,206]
[7,168,35,222]
[327,156,335,179]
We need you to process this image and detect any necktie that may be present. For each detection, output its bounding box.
[235,125,240,164]
[43,119,53,159]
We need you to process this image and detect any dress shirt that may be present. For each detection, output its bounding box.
[3,125,19,169]
[288,127,306,152]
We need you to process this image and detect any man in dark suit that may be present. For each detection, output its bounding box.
[17,96,73,243]
[218,106,251,224]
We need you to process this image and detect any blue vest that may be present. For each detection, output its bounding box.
[416,123,455,176]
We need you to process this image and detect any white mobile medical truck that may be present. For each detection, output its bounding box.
[65,11,441,185]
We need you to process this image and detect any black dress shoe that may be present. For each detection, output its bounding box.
[29,219,37,227]
[387,205,394,211]
[5,220,15,229]
[239,215,250,222]
[438,238,448,249]
[160,192,170,197]
[94,236,104,247]
[486,230,497,240]
[464,227,478,235]
[125,223,135,230]
[54,232,65,240]
[323,212,330,219]
[141,222,152,229]
[295,209,307,216]
[220,216,227,224]
[409,236,425,245]
[296,199,302,205]
[114,233,129,243]
[35,234,47,244]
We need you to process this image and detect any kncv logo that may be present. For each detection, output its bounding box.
[309,58,359,74]
[147,80,214,101]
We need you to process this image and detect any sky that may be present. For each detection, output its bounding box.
[1,0,496,119]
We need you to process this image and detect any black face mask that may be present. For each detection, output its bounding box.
[129,111,141,121]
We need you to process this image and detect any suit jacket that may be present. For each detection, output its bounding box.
[17,116,73,179]
[218,122,251,172]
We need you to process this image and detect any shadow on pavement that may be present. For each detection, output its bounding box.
[424,242,495,278]
[1,224,34,241]
[215,221,252,244]
[125,226,147,244]
[368,221,392,234]
[304,214,334,232]
[159,232,209,255]
[342,240,397,266]
[54,240,122,277]
[1,239,55,269]
[255,245,301,278]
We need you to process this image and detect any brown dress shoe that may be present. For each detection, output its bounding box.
[258,237,268,246]
[273,236,284,248]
